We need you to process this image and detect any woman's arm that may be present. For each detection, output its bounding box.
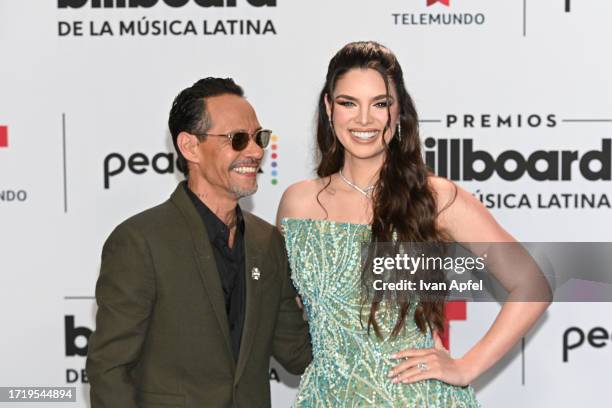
[389,178,552,386]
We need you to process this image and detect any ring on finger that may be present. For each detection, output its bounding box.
[416,361,428,372]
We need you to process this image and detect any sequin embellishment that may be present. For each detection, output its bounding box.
[282,218,480,408]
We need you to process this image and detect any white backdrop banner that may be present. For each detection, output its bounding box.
[0,0,611,407]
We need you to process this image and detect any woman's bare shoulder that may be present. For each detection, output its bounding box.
[428,175,459,213]
[276,178,330,226]
[427,175,512,242]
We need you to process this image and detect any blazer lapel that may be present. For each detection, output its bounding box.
[170,183,234,364]
[234,212,263,384]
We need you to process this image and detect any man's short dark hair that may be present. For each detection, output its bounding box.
[168,77,244,177]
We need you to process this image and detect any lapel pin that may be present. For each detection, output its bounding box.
[251,267,261,281]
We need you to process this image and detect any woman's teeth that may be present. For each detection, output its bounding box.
[350,130,378,140]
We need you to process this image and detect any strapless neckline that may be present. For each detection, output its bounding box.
[281,217,371,228]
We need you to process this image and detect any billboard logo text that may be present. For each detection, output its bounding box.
[58,0,276,8]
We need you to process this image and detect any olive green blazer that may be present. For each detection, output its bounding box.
[86,183,311,408]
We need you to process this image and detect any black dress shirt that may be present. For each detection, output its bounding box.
[185,184,245,361]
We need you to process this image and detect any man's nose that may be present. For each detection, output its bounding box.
[242,136,264,159]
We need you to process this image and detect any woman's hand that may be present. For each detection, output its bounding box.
[388,332,473,387]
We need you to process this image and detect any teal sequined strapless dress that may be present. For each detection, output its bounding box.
[282,218,480,408]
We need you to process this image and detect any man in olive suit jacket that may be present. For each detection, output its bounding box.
[86,78,312,407]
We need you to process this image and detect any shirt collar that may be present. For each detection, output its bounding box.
[183,182,245,243]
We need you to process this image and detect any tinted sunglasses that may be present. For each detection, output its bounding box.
[197,129,272,151]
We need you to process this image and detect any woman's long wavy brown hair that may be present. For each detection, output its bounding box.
[315,41,453,339]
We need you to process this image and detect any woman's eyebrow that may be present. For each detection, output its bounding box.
[334,94,393,101]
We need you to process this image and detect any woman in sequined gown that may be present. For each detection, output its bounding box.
[276,42,551,407]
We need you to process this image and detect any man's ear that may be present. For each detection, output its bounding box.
[177,131,200,164]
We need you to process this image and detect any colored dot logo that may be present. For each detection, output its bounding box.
[270,134,279,185]
[0,125,8,148]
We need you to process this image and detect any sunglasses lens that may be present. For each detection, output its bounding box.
[256,130,272,148]
[231,132,250,151]
[229,130,272,151]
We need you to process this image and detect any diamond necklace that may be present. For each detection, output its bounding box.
[338,168,375,197]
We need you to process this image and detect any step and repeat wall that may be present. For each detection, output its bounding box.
[1,0,611,407]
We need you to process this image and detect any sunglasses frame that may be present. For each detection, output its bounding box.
[196,128,272,151]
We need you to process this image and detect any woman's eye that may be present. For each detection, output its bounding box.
[337,100,355,107]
